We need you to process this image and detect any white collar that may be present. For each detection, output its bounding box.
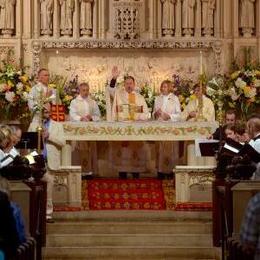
[77,95,89,101]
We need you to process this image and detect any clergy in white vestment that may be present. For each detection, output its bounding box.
[181,83,216,166]
[69,82,101,176]
[28,68,56,131]
[153,80,181,178]
[181,83,215,122]
[108,67,150,179]
[69,82,101,122]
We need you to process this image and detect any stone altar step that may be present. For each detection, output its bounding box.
[46,233,212,247]
[53,210,212,221]
[47,220,212,235]
[44,211,218,260]
[44,246,218,260]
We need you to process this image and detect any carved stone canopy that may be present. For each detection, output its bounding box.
[32,39,222,75]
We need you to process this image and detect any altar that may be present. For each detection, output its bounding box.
[48,120,218,167]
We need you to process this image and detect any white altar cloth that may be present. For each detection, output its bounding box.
[47,120,218,167]
[49,120,218,142]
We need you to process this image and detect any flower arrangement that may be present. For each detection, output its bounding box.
[139,83,156,110]
[172,74,194,110]
[49,74,78,113]
[225,68,260,119]
[206,75,227,122]
[0,59,32,122]
[91,91,107,117]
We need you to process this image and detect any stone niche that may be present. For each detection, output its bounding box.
[41,48,216,92]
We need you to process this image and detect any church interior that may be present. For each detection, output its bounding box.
[0,0,260,259]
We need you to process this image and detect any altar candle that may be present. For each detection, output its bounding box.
[200,51,203,75]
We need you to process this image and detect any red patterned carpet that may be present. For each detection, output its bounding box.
[54,178,212,212]
[86,178,166,210]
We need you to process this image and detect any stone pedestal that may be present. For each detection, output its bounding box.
[49,166,82,207]
[232,181,260,235]
[175,166,215,203]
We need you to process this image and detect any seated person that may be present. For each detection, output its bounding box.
[153,80,181,179]
[208,109,237,140]
[235,121,250,144]
[181,83,215,122]
[0,176,26,245]
[240,192,260,259]
[246,116,260,180]
[0,184,20,259]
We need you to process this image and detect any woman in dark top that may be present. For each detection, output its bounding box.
[0,190,20,259]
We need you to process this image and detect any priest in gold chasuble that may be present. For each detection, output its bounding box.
[108,70,150,178]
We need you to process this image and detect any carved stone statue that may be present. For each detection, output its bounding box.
[240,0,255,37]
[161,0,176,37]
[0,0,16,36]
[40,0,54,36]
[202,0,215,36]
[182,0,196,36]
[59,0,75,36]
[79,0,94,36]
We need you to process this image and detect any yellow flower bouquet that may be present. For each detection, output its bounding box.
[0,61,32,122]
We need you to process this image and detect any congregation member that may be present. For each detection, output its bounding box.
[153,80,181,179]
[108,66,150,179]
[69,82,101,177]
[28,68,56,131]
[0,123,55,223]
[181,83,215,122]
[0,188,20,259]
[210,109,237,140]
[240,192,260,259]
[246,116,260,180]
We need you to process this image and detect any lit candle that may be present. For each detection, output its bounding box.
[199,51,203,75]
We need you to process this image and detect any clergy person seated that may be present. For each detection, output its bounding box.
[108,67,150,179]
[153,80,181,179]
[181,83,215,122]
[69,82,101,178]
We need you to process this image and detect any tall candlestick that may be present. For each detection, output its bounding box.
[199,51,203,75]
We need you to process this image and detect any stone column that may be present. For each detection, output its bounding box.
[233,0,239,38]
[148,0,156,39]
[23,0,32,38]
[223,0,232,38]
[34,0,40,38]
[53,0,60,38]
[92,0,97,38]
[99,0,106,39]
[157,0,162,38]
[195,0,201,37]
[175,0,181,37]
[73,0,80,38]
[215,0,221,38]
